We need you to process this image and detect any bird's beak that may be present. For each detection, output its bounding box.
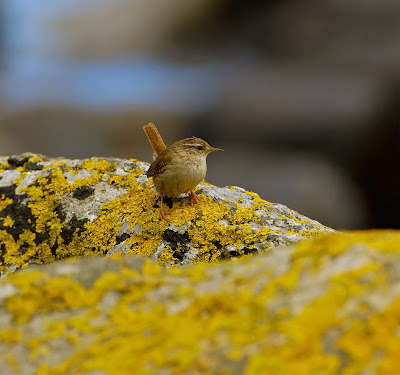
[209,147,223,153]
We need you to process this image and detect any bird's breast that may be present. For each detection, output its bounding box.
[153,157,207,197]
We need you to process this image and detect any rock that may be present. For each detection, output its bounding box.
[51,0,217,59]
[0,153,332,275]
[0,230,399,374]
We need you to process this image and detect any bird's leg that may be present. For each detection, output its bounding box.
[159,194,170,221]
[189,190,201,204]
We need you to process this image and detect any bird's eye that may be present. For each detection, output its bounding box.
[197,145,203,150]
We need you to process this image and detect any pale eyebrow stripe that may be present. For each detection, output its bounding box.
[184,143,203,147]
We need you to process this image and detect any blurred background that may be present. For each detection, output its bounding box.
[0,0,399,229]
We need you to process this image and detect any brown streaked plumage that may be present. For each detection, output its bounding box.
[144,128,223,220]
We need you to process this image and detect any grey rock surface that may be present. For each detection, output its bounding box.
[0,153,333,275]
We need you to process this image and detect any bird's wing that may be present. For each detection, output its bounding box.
[146,150,171,178]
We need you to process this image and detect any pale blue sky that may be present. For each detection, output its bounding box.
[1,0,223,111]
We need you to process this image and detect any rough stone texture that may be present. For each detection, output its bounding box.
[0,153,332,275]
[0,230,399,374]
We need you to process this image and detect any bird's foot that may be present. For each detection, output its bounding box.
[189,190,201,205]
[160,208,170,221]
[159,195,170,221]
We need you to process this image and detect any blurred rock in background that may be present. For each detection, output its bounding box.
[0,0,399,229]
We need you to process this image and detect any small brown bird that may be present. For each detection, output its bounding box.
[144,123,222,219]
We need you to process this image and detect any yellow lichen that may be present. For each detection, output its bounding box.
[1,232,400,374]
[0,156,331,274]
[5,354,21,372]
[298,229,328,237]
[1,216,14,227]
[0,162,10,172]
[0,327,23,343]
[5,271,89,324]
[28,155,44,163]
[0,195,13,211]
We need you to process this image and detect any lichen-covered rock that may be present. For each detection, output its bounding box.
[0,153,332,275]
[0,231,399,374]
